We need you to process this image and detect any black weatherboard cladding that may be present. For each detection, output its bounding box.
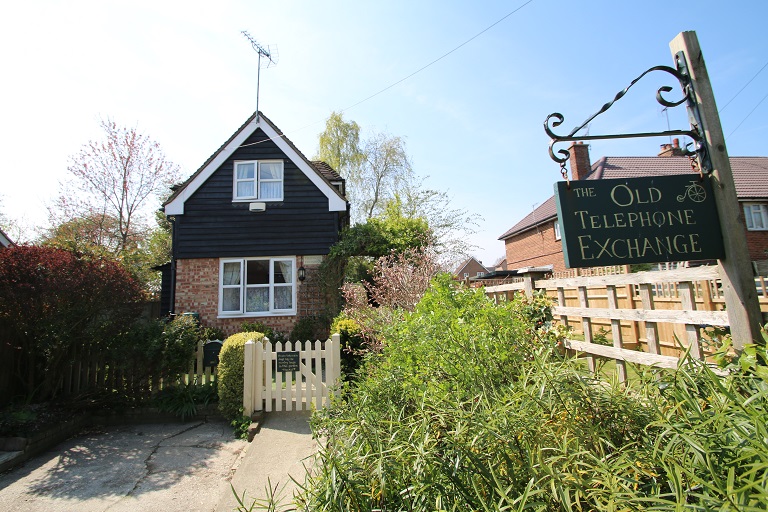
[173,128,342,259]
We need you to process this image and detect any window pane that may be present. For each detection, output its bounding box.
[260,162,282,180]
[745,206,755,229]
[237,181,255,198]
[246,260,269,284]
[754,206,766,229]
[222,288,241,312]
[274,260,293,284]
[246,287,269,312]
[274,285,293,310]
[259,181,282,199]
[223,262,241,285]
[236,163,255,179]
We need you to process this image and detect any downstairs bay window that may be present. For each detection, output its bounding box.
[219,257,296,316]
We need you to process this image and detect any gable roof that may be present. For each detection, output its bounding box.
[164,111,347,215]
[453,256,490,276]
[499,155,768,240]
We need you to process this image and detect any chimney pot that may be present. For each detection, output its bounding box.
[673,138,680,148]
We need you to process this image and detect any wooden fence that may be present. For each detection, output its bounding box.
[485,265,768,381]
[243,335,341,416]
[59,339,219,398]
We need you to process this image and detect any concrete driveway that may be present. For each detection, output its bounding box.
[0,414,316,512]
[0,420,246,511]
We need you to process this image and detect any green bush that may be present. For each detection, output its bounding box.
[331,314,366,378]
[240,321,287,343]
[300,276,768,510]
[290,315,329,341]
[217,331,264,421]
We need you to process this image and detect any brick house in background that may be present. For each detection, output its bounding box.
[453,256,490,280]
[163,111,349,336]
[499,140,768,273]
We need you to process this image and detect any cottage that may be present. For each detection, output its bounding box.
[163,111,349,335]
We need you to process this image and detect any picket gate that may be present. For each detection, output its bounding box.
[243,334,341,416]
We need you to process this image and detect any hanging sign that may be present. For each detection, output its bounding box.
[554,174,724,268]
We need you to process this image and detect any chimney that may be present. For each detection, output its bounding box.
[568,142,592,180]
[658,138,685,157]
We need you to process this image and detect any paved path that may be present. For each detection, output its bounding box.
[218,410,317,511]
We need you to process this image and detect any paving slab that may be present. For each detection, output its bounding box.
[0,421,247,512]
[217,410,317,511]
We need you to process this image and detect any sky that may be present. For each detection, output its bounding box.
[2,0,767,267]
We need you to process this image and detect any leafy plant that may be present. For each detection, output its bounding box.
[289,315,329,342]
[218,331,264,421]
[240,321,287,343]
[231,414,252,440]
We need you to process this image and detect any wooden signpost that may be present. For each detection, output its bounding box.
[669,31,764,350]
[551,31,763,350]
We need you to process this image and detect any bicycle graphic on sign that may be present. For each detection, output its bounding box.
[677,181,707,203]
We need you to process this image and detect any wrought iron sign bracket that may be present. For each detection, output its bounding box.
[545,52,712,180]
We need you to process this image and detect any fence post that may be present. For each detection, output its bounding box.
[243,340,255,417]
[331,333,341,398]
[678,281,703,359]
[607,285,627,383]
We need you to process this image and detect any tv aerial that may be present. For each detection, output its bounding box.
[241,31,278,113]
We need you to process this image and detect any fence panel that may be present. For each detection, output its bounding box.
[484,265,756,382]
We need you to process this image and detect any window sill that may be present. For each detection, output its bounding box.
[218,311,296,319]
[232,199,283,203]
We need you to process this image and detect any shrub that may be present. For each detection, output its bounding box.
[290,315,329,342]
[330,314,366,378]
[0,245,143,404]
[240,321,287,343]
[217,331,263,420]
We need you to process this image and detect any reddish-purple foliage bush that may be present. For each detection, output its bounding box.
[0,245,144,403]
[341,248,439,351]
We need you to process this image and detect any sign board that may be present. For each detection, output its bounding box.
[554,174,724,268]
[276,351,301,372]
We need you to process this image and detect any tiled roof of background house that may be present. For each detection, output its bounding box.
[499,156,768,240]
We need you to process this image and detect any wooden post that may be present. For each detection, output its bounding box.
[678,281,703,360]
[607,285,628,383]
[670,32,764,350]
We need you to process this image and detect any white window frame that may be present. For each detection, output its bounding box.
[218,257,296,317]
[232,160,284,202]
[744,203,768,231]
[476,271,484,277]
[554,220,562,241]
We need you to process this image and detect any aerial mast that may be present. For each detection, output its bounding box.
[241,31,278,114]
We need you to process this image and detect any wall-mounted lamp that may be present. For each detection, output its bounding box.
[298,266,306,281]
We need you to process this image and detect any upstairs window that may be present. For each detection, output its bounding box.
[233,160,284,201]
[744,203,768,231]
[219,257,295,316]
[554,220,562,241]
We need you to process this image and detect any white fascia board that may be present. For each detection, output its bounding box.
[165,115,347,215]
[258,121,347,212]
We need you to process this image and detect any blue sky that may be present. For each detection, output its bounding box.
[2,0,766,266]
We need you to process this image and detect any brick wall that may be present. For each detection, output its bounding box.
[174,256,326,338]
[504,220,566,271]
[746,230,768,263]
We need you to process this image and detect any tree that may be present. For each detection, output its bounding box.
[50,118,181,256]
[316,112,481,267]
[316,111,365,179]
[316,112,414,224]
